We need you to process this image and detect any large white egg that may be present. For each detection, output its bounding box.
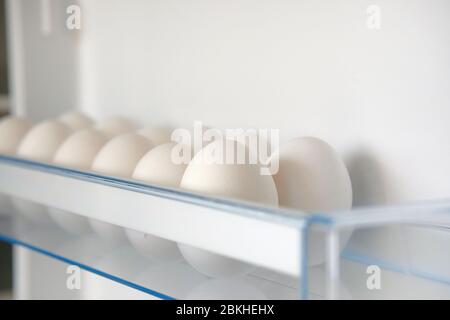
[133,142,187,186]
[96,116,137,138]
[13,120,72,223]
[53,129,108,169]
[138,127,172,146]
[17,120,72,162]
[0,116,33,155]
[91,133,153,177]
[89,133,153,244]
[178,139,278,278]
[48,129,109,234]
[59,111,94,130]
[126,143,186,261]
[270,137,353,266]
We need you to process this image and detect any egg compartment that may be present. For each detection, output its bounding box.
[1,155,450,299]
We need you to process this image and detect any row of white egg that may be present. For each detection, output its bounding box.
[0,112,353,278]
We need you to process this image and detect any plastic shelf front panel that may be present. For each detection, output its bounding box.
[0,155,308,277]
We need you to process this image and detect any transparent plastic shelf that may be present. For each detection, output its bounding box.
[0,155,309,278]
[1,155,450,299]
[0,214,300,300]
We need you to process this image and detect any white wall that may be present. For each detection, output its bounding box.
[6,0,78,119]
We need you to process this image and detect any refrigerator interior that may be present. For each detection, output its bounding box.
[1,0,450,299]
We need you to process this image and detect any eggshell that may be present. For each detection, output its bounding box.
[180,139,278,204]
[125,142,186,261]
[91,133,153,177]
[89,133,153,243]
[59,111,94,130]
[138,127,172,146]
[53,129,108,169]
[96,116,137,137]
[178,139,278,278]
[133,142,187,186]
[0,116,33,155]
[17,120,72,162]
[270,137,353,266]
[13,120,72,223]
[48,129,109,234]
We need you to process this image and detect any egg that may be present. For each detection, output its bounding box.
[270,137,353,266]
[125,142,186,261]
[13,120,72,223]
[17,120,72,162]
[96,116,137,137]
[52,129,108,169]
[138,127,172,146]
[59,111,94,130]
[48,129,109,234]
[0,116,33,155]
[133,142,188,186]
[178,139,278,278]
[89,133,153,243]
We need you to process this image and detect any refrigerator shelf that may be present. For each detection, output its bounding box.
[0,155,309,279]
[1,155,450,299]
[0,215,300,300]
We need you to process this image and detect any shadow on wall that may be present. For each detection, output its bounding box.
[345,149,388,208]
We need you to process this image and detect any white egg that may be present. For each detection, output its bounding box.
[13,120,72,223]
[89,133,153,244]
[53,129,108,169]
[181,139,278,204]
[96,116,137,138]
[91,133,153,177]
[270,137,353,266]
[48,129,109,234]
[17,120,72,162]
[59,111,94,130]
[0,116,33,155]
[125,143,186,261]
[178,139,278,278]
[138,127,172,146]
[133,142,187,186]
